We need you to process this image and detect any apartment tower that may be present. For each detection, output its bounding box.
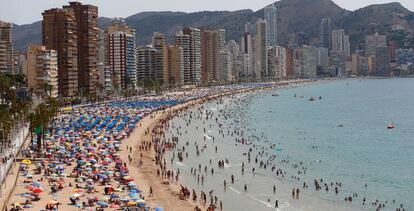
[42,8,78,97]
[25,44,59,98]
[0,21,12,74]
[64,2,99,95]
[105,19,137,90]
[264,4,278,46]
[183,27,202,83]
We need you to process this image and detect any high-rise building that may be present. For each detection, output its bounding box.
[201,29,217,82]
[365,32,386,56]
[217,49,232,82]
[200,29,225,82]
[267,47,278,78]
[286,47,295,78]
[217,29,226,50]
[316,47,329,74]
[245,22,257,35]
[275,45,288,78]
[175,31,191,84]
[255,19,268,78]
[25,44,58,98]
[136,46,157,82]
[264,4,277,46]
[374,44,391,76]
[105,19,137,90]
[225,40,242,81]
[64,2,99,95]
[12,50,24,75]
[42,8,78,97]
[298,45,317,78]
[351,53,362,76]
[241,33,254,77]
[152,32,168,85]
[0,21,12,74]
[330,52,347,77]
[343,35,351,58]
[98,30,111,93]
[331,29,350,57]
[182,27,202,83]
[166,45,184,87]
[319,18,331,50]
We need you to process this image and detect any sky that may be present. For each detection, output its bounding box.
[1,0,414,25]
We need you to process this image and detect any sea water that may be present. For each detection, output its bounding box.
[165,78,414,211]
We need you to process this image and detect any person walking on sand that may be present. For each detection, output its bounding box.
[149,186,153,197]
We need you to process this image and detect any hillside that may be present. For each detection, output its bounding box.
[337,2,414,49]
[10,0,414,51]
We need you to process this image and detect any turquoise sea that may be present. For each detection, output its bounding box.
[165,78,414,211]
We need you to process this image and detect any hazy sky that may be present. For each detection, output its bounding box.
[1,0,413,25]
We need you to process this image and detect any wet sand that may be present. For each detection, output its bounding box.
[122,85,280,210]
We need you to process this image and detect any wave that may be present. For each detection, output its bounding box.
[175,162,187,167]
[248,195,290,211]
[203,134,212,140]
[228,186,241,194]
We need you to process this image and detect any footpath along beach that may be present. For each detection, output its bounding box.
[3,80,310,211]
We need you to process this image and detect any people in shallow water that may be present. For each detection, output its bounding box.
[152,85,405,211]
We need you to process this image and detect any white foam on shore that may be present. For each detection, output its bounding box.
[248,195,291,211]
[228,186,241,194]
[175,162,187,167]
[248,195,273,208]
[203,134,212,140]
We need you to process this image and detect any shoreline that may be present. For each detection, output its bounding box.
[3,79,311,211]
[122,79,312,210]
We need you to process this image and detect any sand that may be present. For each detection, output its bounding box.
[121,86,276,210]
[3,83,286,211]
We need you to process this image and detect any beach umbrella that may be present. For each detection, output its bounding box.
[23,204,33,208]
[32,188,43,193]
[137,201,146,206]
[120,197,130,202]
[127,201,137,206]
[22,159,32,165]
[101,196,110,201]
[129,193,138,198]
[128,189,137,193]
[73,188,84,193]
[110,193,120,199]
[110,204,120,208]
[114,188,123,192]
[31,181,41,187]
[96,201,108,207]
[154,207,164,211]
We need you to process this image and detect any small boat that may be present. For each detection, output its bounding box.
[309,97,316,101]
[387,123,395,129]
[272,93,279,97]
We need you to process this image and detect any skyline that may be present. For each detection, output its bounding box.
[0,0,413,25]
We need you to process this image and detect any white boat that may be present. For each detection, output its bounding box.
[387,123,395,129]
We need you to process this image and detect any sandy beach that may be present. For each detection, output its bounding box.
[1,81,282,210]
[122,86,274,210]
[3,80,313,211]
